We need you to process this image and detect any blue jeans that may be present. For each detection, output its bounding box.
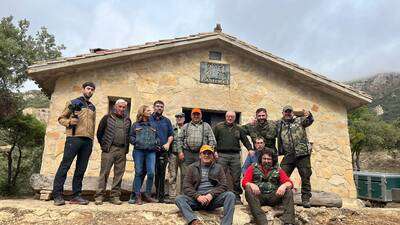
[175,192,236,225]
[133,149,156,194]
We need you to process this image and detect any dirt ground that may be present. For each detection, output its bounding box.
[0,199,400,225]
[360,150,400,173]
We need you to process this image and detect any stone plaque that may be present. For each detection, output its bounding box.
[200,62,230,85]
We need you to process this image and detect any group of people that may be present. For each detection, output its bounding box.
[51,81,315,225]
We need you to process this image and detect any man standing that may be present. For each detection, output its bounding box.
[242,148,295,225]
[241,137,266,175]
[177,108,216,181]
[175,145,235,225]
[242,108,277,155]
[150,100,174,203]
[213,111,253,204]
[94,99,131,205]
[277,105,314,208]
[53,82,96,206]
[165,112,185,204]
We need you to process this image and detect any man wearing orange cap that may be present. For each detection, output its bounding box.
[175,145,235,225]
[177,108,216,182]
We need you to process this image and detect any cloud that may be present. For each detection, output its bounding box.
[2,0,400,91]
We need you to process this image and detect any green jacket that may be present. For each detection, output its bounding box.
[242,120,278,150]
[213,122,253,153]
[277,113,314,158]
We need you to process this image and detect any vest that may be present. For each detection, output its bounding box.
[252,163,280,194]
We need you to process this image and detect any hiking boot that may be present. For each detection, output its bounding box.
[53,196,65,206]
[70,196,89,205]
[142,193,157,203]
[302,200,311,208]
[128,193,136,204]
[95,196,104,205]
[110,197,122,205]
[136,194,143,205]
[163,197,175,204]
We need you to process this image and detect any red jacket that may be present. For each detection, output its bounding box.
[242,165,293,189]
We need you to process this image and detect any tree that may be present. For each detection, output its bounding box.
[348,106,400,170]
[0,16,64,195]
[0,114,45,194]
[0,16,64,118]
[388,118,400,159]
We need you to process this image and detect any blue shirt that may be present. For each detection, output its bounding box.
[150,114,173,145]
[241,150,262,175]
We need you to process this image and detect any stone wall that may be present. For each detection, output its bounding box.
[40,46,356,198]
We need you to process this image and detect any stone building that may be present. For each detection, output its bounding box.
[28,25,371,200]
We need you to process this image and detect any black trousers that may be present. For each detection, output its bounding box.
[280,155,312,201]
[53,137,93,198]
[155,151,168,201]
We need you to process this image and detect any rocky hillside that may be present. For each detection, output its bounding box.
[348,72,400,121]
[22,90,50,108]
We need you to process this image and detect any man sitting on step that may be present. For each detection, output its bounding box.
[175,145,235,225]
[242,148,295,225]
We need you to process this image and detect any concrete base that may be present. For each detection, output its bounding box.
[30,173,134,200]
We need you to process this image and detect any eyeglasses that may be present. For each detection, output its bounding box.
[201,152,213,156]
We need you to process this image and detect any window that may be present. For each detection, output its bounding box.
[108,96,132,115]
[209,51,222,61]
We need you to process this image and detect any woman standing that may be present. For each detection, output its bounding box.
[129,105,159,204]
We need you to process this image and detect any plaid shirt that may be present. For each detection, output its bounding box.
[177,121,216,153]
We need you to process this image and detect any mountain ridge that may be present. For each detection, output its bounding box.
[347,72,400,121]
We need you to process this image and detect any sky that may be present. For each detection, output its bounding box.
[2,0,400,90]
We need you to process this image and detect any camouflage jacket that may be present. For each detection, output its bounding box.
[171,124,182,153]
[253,164,280,194]
[242,120,278,150]
[277,113,314,158]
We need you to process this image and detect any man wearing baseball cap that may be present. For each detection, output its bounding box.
[165,112,186,203]
[277,105,314,208]
[177,108,216,183]
[175,145,235,225]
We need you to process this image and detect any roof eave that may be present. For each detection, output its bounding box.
[27,32,372,108]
